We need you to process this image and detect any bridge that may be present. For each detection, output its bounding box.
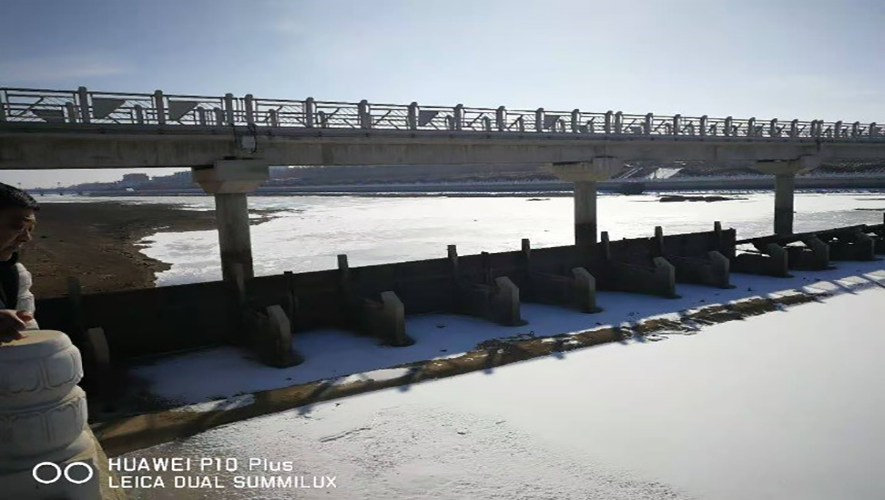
[2,86,884,283]
[2,86,885,169]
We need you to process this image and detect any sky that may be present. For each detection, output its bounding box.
[1,0,883,188]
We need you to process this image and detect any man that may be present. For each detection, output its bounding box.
[0,182,39,343]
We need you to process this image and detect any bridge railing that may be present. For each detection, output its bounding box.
[1,86,882,142]
[1,88,80,123]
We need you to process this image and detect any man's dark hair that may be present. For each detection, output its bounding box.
[0,183,40,211]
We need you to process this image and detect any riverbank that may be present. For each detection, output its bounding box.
[76,175,885,198]
[20,202,279,298]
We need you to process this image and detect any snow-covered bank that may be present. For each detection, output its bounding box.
[125,274,885,500]
[131,260,885,408]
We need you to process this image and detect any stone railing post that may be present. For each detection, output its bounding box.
[77,87,91,124]
[407,102,418,130]
[224,93,235,125]
[358,100,371,129]
[153,90,166,125]
[0,331,103,498]
[304,97,315,128]
[244,94,255,124]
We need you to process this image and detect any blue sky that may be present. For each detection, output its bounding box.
[1,0,883,188]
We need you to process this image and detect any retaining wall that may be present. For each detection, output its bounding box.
[35,228,736,363]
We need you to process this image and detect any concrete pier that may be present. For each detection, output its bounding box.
[574,181,598,246]
[215,193,253,280]
[550,157,625,246]
[754,155,821,235]
[193,160,269,281]
[774,174,796,235]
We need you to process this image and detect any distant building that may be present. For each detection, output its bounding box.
[165,171,192,182]
[120,173,150,187]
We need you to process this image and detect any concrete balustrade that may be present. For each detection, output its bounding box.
[0,331,109,499]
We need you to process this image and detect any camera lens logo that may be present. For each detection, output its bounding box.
[32,462,94,485]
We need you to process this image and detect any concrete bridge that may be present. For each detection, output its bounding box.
[2,86,884,283]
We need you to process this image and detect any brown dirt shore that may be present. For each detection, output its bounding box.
[19,201,279,298]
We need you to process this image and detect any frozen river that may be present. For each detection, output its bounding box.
[67,190,885,499]
[49,190,885,286]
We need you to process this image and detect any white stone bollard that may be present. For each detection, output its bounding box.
[0,330,102,499]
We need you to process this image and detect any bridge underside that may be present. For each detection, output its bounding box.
[2,124,885,169]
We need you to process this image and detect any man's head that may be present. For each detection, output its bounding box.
[0,183,38,261]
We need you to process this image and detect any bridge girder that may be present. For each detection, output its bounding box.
[2,125,885,170]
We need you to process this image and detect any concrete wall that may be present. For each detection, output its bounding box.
[34,229,733,363]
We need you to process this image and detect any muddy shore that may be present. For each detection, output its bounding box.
[19,202,278,298]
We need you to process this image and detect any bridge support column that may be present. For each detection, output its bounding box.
[754,155,820,235]
[774,173,795,235]
[574,181,597,246]
[549,157,625,246]
[193,160,269,281]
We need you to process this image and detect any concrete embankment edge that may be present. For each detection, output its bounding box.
[92,292,821,457]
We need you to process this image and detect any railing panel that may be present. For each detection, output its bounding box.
[503,109,536,132]
[460,107,498,132]
[252,98,307,127]
[1,88,78,123]
[313,101,360,129]
[412,105,456,131]
[369,104,410,130]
